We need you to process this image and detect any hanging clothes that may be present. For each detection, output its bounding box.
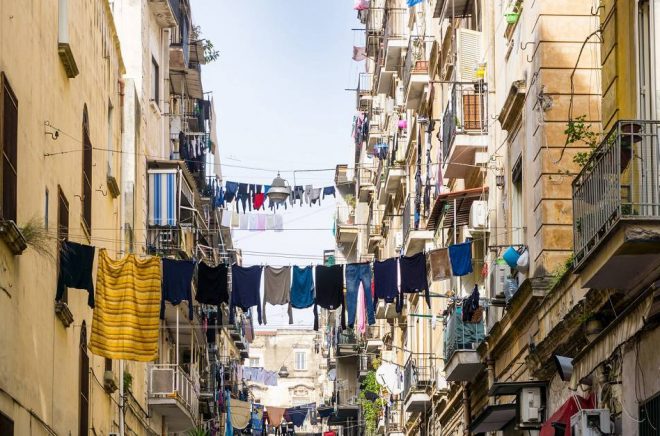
[225,391,234,436]
[345,263,375,328]
[428,248,451,281]
[356,282,366,335]
[399,252,430,308]
[230,265,263,324]
[89,250,161,362]
[285,406,309,427]
[231,399,252,430]
[322,186,336,198]
[313,265,346,331]
[221,208,233,227]
[462,284,480,323]
[373,258,399,308]
[309,188,322,206]
[196,262,229,321]
[290,265,315,309]
[448,242,473,276]
[225,181,239,203]
[267,407,286,427]
[55,240,96,308]
[160,258,195,320]
[263,266,293,325]
[251,404,264,434]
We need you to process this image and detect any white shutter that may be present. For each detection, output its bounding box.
[456,29,482,82]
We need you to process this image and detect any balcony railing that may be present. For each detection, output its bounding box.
[573,120,660,267]
[442,82,488,158]
[402,36,428,93]
[358,72,374,95]
[403,196,412,244]
[383,8,407,40]
[443,306,485,360]
[148,364,199,419]
[403,353,436,400]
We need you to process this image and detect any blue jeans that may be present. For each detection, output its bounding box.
[345,263,375,327]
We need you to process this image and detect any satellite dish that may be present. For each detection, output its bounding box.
[327,368,336,382]
[376,363,403,395]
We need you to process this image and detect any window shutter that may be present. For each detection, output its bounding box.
[456,29,482,82]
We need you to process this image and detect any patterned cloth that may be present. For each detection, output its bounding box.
[89,250,161,361]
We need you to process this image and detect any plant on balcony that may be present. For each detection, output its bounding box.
[191,26,220,63]
[359,360,385,435]
[566,115,599,168]
[19,217,55,260]
[123,371,133,393]
[186,428,210,436]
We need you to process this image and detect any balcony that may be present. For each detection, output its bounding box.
[366,325,384,352]
[336,330,358,357]
[444,306,485,382]
[336,207,359,244]
[376,299,399,319]
[383,9,408,71]
[403,353,435,413]
[572,120,660,289]
[148,0,177,27]
[358,167,376,202]
[403,37,430,110]
[379,163,406,206]
[442,82,488,179]
[402,196,434,255]
[148,364,199,432]
[356,73,374,111]
[368,208,384,251]
[433,0,473,20]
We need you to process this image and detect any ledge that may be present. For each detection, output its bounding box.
[55,301,74,328]
[58,42,79,78]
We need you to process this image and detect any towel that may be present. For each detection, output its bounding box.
[448,242,473,276]
[274,214,284,231]
[89,250,161,361]
[266,214,275,230]
[231,399,252,429]
[239,214,248,230]
[428,248,451,281]
[56,240,96,308]
[221,209,232,227]
[231,210,240,227]
[248,214,258,231]
[263,266,293,325]
[256,213,267,230]
[267,406,286,427]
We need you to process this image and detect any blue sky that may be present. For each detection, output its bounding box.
[191,0,361,327]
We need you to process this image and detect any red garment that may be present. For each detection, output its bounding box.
[324,432,336,436]
[253,193,265,210]
[540,394,595,436]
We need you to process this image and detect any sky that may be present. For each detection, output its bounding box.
[191,0,362,327]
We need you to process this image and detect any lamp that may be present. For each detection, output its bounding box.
[278,365,290,378]
[266,172,290,204]
[553,355,573,381]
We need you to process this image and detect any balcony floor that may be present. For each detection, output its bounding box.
[149,398,196,432]
[404,230,435,256]
[445,349,484,382]
[443,134,488,179]
[404,391,431,413]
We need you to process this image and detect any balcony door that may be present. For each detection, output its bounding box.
[638,0,660,121]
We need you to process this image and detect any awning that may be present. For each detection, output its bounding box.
[148,171,177,226]
[470,404,516,433]
[539,394,594,436]
[426,187,488,230]
[489,381,547,397]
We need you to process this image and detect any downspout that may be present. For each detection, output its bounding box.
[118,77,126,436]
[462,382,470,436]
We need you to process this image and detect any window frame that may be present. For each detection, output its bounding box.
[1,72,18,223]
[151,56,160,108]
[57,187,69,302]
[294,350,307,371]
[81,105,92,237]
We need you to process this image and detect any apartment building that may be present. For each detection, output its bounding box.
[0,0,244,434]
[336,0,660,435]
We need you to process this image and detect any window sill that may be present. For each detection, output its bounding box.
[0,220,27,255]
[55,301,74,328]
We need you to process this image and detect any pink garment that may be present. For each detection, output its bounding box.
[357,283,366,334]
[353,0,369,10]
[352,46,367,61]
[256,214,267,230]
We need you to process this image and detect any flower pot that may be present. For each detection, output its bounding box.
[505,11,520,24]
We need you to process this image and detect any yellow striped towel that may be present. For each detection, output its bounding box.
[89,249,162,362]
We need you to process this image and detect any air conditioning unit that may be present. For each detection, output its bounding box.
[489,262,508,298]
[570,409,611,436]
[469,200,488,229]
[103,370,118,394]
[519,387,542,426]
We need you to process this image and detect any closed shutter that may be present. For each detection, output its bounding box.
[1,72,18,222]
[456,29,482,82]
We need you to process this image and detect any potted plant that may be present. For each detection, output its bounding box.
[505,4,520,24]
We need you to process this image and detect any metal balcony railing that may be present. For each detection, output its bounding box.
[573,120,660,267]
[402,353,436,400]
[148,364,200,419]
[443,306,485,361]
[359,167,375,187]
[383,8,407,41]
[403,196,412,245]
[442,82,488,159]
[402,36,428,93]
[358,73,374,95]
[366,6,385,33]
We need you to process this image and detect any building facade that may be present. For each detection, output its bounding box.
[0,0,246,435]
[334,0,660,435]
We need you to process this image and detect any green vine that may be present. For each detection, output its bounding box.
[191,25,220,63]
[359,359,385,435]
[565,115,599,167]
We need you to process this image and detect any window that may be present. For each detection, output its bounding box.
[639,392,660,436]
[44,189,49,230]
[107,102,113,176]
[104,358,112,372]
[79,322,89,436]
[81,106,92,236]
[57,187,69,302]
[1,72,18,222]
[511,154,523,245]
[638,0,660,120]
[249,358,261,368]
[151,57,159,107]
[0,411,13,436]
[294,351,307,371]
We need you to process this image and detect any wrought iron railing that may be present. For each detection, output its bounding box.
[443,306,485,361]
[402,353,436,400]
[442,82,488,159]
[573,120,660,267]
[383,8,407,41]
[402,36,428,93]
[403,196,412,246]
[148,364,199,419]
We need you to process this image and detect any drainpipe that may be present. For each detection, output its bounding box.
[462,382,470,436]
[119,360,125,436]
[118,76,126,436]
[486,357,495,406]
